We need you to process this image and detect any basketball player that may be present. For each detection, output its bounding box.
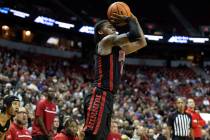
[0,95,20,140]
[83,12,147,140]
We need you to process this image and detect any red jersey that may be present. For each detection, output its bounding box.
[186,108,206,138]
[54,131,79,140]
[6,122,32,140]
[32,99,56,136]
[107,132,121,140]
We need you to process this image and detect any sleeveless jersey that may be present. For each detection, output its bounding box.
[93,46,125,93]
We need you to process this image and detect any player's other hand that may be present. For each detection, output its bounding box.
[110,12,129,26]
[110,13,136,26]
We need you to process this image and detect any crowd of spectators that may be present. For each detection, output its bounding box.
[0,48,210,139]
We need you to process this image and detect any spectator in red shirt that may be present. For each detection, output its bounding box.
[6,107,32,140]
[107,120,121,140]
[32,87,57,140]
[186,98,206,140]
[54,117,82,140]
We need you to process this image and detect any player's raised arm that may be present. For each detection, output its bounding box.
[110,13,147,55]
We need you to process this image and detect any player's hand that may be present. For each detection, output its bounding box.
[110,13,129,26]
[110,13,137,26]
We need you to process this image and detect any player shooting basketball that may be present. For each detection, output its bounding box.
[83,2,147,140]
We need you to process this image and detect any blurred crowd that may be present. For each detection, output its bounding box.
[0,49,210,139]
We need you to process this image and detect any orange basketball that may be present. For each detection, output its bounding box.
[107,2,131,20]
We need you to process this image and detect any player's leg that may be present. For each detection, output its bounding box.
[83,88,113,140]
[83,87,98,140]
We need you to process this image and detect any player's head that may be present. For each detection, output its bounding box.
[63,116,79,136]
[94,20,116,43]
[15,107,28,126]
[187,98,195,109]
[2,95,20,116]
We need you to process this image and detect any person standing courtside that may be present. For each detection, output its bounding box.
[167,97,194,140]
[32,87,56,140]
[186,98,206,140]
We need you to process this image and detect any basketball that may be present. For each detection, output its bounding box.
[107,2,131,20]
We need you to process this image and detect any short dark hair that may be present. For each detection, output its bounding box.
[1,95,19,113]
[176,96,186,104]
[94,20,109,43]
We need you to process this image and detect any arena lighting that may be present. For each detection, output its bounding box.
[0,7,9,14]
[0,6,209,44]
[78,27,164,41]
[168,36,209,44]
[0,7,30,18]
[79,26,94,34]
[168,36,189,43]
[10,9,30,18]
[187,55,194,60]
[2,25,9,30]
[34,16,75,29]
[2,25,11,39]
[25,30,31,36]
[22,30,33,43]
[34,16,55,26]
[54,21,74,29]
[188,37,209,43]
[144,35,163,41]
[47,37,59,45]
